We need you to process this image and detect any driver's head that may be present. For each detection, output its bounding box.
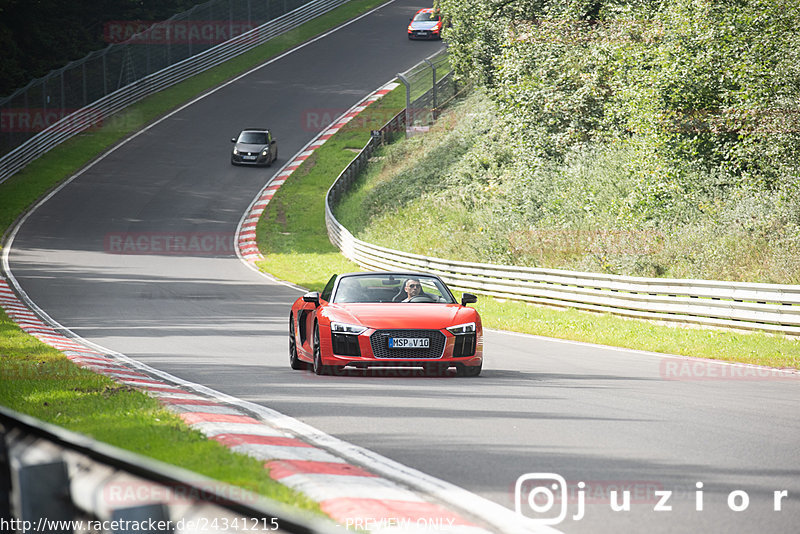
[404,279,422,299]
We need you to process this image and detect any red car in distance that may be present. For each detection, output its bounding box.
[289,272,483,376]
[407,8,443,40]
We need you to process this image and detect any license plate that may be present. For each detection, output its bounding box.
[243,155,257,160]
[388,337,429,349]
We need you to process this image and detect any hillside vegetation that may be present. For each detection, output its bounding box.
[340,0,800,283]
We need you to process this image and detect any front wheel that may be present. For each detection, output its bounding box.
[313,323,333,375]
[289,314,307,370]
[312,324,345,376]
[456,362,482,377]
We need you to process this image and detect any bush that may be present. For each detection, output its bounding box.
[339,89,800,283]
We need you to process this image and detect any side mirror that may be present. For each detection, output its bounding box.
[302,292,321,306]
[461,293,477,306]
[271,139,276,145]
[231,137,236,143]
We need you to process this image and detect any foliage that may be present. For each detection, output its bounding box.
[415,0,800,282]
[345,89,800,282]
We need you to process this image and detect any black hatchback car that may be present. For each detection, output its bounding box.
[231,128,278,166]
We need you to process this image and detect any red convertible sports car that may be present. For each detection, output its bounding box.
[289,272,483,376]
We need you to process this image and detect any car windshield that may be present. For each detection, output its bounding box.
[332,274,456,304]
[238,132,267,144]
[413,12,440,21]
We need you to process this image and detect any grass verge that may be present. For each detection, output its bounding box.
[0,309,320,511]
[255,84,406,287]
[0,0,387,511]
[255,89,800,370]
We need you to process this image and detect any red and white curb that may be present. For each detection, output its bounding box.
[1,277,529,533]
[236,82,399,264]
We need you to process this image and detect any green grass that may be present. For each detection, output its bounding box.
[473,298,800,369]
[253,89,800,370]
[255,84,406,288]
[0,309,320,510]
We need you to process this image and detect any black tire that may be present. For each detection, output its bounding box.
[456,362,482,377]
[312,323,344,376]
[289,314,307,370]
[312,323,329,375]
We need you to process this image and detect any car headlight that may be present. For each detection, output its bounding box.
[233,148,239,155]
[447,322,475,335]
[261,148,268,156]
[331,322,367,335]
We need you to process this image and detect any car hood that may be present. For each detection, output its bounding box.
[409,21,440,30]
[325,303,476,330]
[235,142,267,152]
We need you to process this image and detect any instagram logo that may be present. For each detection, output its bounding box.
[515,473,568,525]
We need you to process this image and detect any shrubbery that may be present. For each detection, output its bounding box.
[339,0,800,283]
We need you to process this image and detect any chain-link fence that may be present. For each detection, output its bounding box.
[396,48,461,136]
[0,0,313,157]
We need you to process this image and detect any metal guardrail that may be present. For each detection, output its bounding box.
[0,406,336,533]
[325,79,800,336]
[0,0,350,185]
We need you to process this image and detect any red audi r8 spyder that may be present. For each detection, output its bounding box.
[289,272,483,376]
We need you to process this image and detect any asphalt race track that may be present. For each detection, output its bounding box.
[6,1,800,532]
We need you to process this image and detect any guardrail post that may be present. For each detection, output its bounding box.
[112,503,173,533]
[0,432,11,522]
[18,460,73,533]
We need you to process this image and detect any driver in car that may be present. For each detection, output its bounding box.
[401,279,423,302]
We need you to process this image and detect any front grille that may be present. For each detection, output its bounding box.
[370,329,445,359]
[332,333,361,357]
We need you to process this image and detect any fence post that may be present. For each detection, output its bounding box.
[60,70,65,115]
[397,73,410,138]
[103,52,108,95]
[82,62,87,107]
[423,58,437,120]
